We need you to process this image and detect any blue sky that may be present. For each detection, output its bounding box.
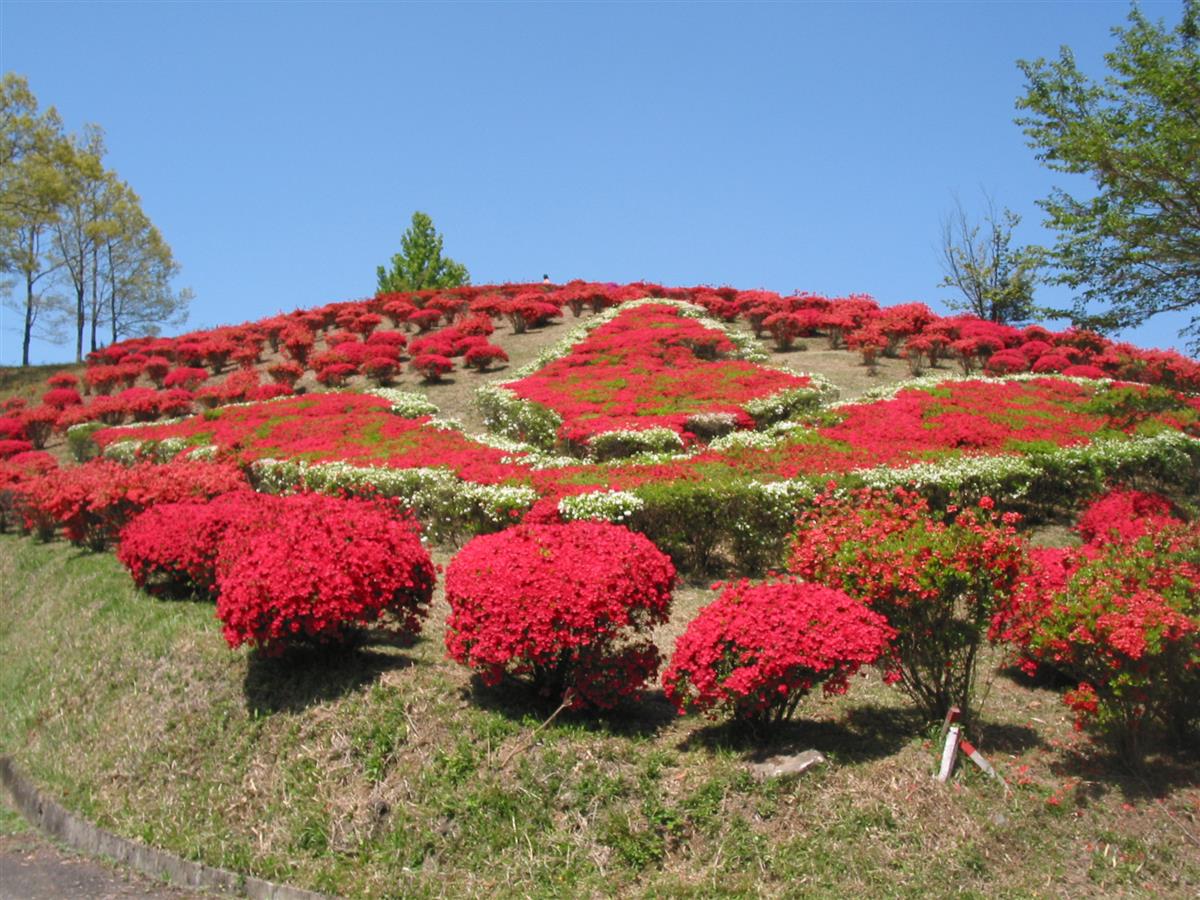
[1,0,1192,364]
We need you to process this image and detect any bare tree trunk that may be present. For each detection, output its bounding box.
[89,244,100,351]
[23,270,35,367]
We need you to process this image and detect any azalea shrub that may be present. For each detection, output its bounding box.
[216,493,436,652]
[444,522,676,708]
[791,488,1027,721]
[991,489,1198,757]
[116,491,280,597]
[14,458,248,550]
[662,580,893,727]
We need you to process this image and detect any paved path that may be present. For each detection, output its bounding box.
[0,833,208,899]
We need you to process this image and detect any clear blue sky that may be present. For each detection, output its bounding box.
[1,0,1192,365]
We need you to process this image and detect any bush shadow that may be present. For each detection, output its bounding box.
[1048,735,1200,803]
[462,676,677,740]
[243,641,416,715]
[975,720,1044,755]
[678,703,926,765]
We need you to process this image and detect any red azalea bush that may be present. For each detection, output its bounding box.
[215,493,435,652]
[990,489,1197,756]
[791,488,1027,720]
[1075,488,1179,546]
[42,387,83,409]
[0,450,57,533]
[0,416,25,440]
[15,458,248,550]
[163,367,209,391]
[267,361,304,386]
[662,580,893,727]
[445,522,677,709]
[117,490,275,597]
[411,353,454,382]
[463,343,508,370]
[18,406,57,449]
[0,439,34,459]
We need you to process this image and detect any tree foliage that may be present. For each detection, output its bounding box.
[376,211,469,293]
[0,74,189,366]
[938,193,1040,323]
[1016,1,1200,351]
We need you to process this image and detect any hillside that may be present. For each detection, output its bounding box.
[1,282,1198,898]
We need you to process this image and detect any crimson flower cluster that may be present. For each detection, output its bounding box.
[662,580,894,727]
[989,488,1198,757]
[116,490,280,597]
[444,522,677,708]
[13,458,248,550]
[215,493,435,652]
[791,488,1027,720]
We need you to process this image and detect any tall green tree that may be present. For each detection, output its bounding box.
[0,74,73,365]
[1,74,190,365]
[1016,0,1200,350]
[938,193,1040,324]
[99,179,190,346]
[376,211,470,293]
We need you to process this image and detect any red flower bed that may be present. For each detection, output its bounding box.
[662,580,893,726]
[445,522,676,708]
[506,303,810,444]
[216,493,435,652]
[94,393,525,484]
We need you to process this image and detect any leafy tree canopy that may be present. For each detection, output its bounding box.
[376,211,469,293]
[1016,0,1200,351]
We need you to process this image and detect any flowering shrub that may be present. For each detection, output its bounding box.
[163,367,209,391]
[216,493,435,652]
[14,458,248,550]
[1075,488,1179,546]
[0,440,34,459]
[463,343,508,370]
[990,490,1197,756]
[42,387,83,409]
[117,490,274,597]
[411,353,453,382]
[444,522,676,708]
[0,450,57,533]
[791,488,1027,720]
[662,580,893,727]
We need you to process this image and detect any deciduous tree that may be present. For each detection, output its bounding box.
[1016,1,1200,350]
[938,193,1040,324]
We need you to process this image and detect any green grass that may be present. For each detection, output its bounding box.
[2,532,1198,897]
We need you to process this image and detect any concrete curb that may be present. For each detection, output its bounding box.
[0,755,335,900]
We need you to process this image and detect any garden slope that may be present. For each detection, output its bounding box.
[3,535,1199,898]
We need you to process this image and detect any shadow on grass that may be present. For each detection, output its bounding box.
[462,676,678,740]
[998,662,1076,692]
[975,720,1044,755]
[678,703,926,765]
[1049,733,1200,802]
[243,640,416,715]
